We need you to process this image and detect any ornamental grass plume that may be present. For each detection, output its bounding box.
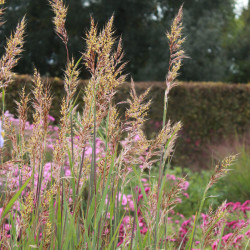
[164,4,187,119]
[49,0,68,58]
[0,1,248,249]
[143,177,186,233]
[119,78,151,173]
[207,155,237,189]
[3,117,19,159]
[74,17,125,155]
[158,3,187,193]
[0,16,26,89]
[15,87,29,142]
[200,201,228,248]
[28,69,52,168]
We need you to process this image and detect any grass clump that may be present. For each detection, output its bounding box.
[0,1,249,249]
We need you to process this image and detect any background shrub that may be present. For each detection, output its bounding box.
[6,76,250,168]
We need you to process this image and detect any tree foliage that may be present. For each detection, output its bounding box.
[0,0,248,82]
[226,1,250,82]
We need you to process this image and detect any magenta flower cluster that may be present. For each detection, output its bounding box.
[0,112,249,248]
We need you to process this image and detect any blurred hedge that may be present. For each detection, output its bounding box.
[4,75,250,168]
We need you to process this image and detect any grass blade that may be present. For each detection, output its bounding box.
[0,176,31,222]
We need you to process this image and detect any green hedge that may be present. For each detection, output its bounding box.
[4,75,250,168]
[117,81,250,141]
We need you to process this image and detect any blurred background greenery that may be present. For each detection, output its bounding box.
[168,143,250,217]
[0,0,249,83]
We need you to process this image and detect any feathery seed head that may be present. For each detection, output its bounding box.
[64,58,80,107]
[165,4,187,95]
[201,201,228,247]
[125,79,151,129]
[32,69,52,131]
[15,87,29,146]
[19,191,35,234]
[77,16,126,147]
[208,155,237,189]
[49,0,68,45]
[0,16,26,88]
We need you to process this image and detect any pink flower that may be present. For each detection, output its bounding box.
[181,219,192,227]
[129,200,134,211]
[65,169,71,176]
[123,216,131,224]
[180,181,189,191]
[48,115,55,122]
[4,224,11,231]
[140,227,148,234]
[134,134,140,141]
[107,213,114,220]
[233,234,244,244]
[117,240,123,247]
[177,213,185,219]
[118,193,128,206]
[176,198,182,203]
[85,147,92,155]
[212,239,219,250]
[222,233,233,242]
[138,194,143,202]
[166,236,177,242]
[53,126,59,131]
[245,230,250,237]
[127,167,132,172]
[166,174,176,181]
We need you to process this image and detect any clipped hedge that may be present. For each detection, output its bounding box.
[119,81,250,142]
[4,75,250,168]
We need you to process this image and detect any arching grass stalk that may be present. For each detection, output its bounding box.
[0,176,31,226]
[157,3,186,196]
[68,55,83,167]
[88,80,98,218]
[217,221,226,250]
[186,155,236,249]
[0,88,5,172]
[155,5,187,246]
[154,171,167,248]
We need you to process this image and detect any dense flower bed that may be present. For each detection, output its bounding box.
[0,112,249,248]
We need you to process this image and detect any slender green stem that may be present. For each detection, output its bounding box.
[155,89,169,246]
[130,187,138,250]
[75,147,86,198]
[70,113,74,167]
